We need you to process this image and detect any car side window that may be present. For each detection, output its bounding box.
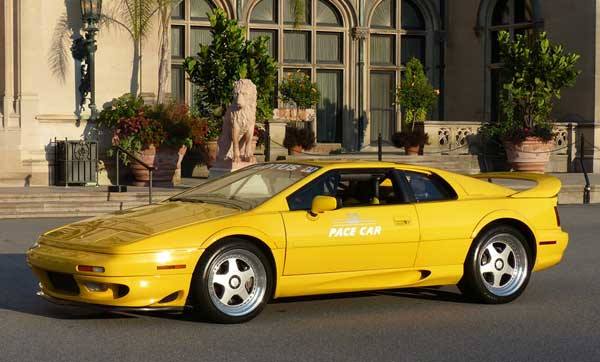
[404,171,457,202]
[337,172,405,207]
[287,172,340,211]
[287,169,406,211]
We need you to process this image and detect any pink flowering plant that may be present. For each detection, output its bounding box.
[98,94,206,163]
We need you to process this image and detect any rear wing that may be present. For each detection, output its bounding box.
[471,172,562,199]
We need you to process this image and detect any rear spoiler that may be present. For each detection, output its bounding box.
[471,172,562,199]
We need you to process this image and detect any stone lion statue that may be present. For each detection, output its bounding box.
[216,79,258,164]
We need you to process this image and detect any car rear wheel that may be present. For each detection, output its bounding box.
[459,226,532,304]
[191,240,272,323]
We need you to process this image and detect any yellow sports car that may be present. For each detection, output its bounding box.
[27,161,568,323]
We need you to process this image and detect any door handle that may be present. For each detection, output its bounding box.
[394,216,411,225]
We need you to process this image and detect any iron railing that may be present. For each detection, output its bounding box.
[53,138,98,187]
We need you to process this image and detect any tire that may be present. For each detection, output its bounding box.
[458,226,532,304]
[191,239,273,323]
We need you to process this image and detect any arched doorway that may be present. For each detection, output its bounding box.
[368,0,441,144]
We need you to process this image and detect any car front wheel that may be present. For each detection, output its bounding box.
[191,240,272,323]
[459,226,532,304]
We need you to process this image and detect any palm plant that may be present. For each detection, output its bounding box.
[101,0,159,94]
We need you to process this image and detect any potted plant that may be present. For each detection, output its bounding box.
[277,71,320,122]
[283,126,316,155]
[394,58,438,155]
[98,94,196,186]
[487,31,580,172]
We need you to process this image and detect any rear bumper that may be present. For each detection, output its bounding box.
[533,228,569,272]
[27,243,202,308]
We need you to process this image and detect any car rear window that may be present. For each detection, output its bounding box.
[404,171,457,202]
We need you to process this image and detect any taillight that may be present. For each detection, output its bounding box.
[554,206,561,227]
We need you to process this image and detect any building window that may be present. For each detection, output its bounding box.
[486,0,537,121]
[248,0,347,144]
[368,0,441,144]
[170,0,217,104]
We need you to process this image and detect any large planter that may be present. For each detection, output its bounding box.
[290,145,303,155]
[404,145,420,155]
[131,145,187,187]
[503,137,554,173]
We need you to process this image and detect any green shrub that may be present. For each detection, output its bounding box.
[395,58,439,131]
[279,71,320,109]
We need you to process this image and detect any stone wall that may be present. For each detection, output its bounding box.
[0,0,162,186]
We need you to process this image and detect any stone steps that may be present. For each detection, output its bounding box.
[0,189,178,219]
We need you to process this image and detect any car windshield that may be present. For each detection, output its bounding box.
[170,163,321,209]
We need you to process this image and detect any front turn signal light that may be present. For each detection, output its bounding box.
[77,265,105,273]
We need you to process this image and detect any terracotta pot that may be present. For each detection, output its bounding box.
[289,145,303,155]
[131,145,185,187]
[503,137,554,173]
[203,141,219,169]
[404,145,420,155]
[275,108,315,122]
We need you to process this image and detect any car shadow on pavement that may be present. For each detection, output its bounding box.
[0,253,133,320]
[376,287,473,303]
[272,287,470,305]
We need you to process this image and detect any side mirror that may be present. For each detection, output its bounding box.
[310,195,338,215]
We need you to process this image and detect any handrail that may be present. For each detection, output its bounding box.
[114,145,154,204]
[580,135,591,204]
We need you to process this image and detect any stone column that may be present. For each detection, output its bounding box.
[17,0,44,185]
[352,26,369,150]
[1,0,17,128]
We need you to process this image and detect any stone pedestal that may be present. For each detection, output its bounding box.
[268,119,290,159]
[209,160,255,178]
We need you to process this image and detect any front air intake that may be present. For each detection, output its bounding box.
[47,272,80,295]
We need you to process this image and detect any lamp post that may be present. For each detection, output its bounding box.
[79,0,102,120]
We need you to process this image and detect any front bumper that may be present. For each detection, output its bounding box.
[37,290,186,313]
[27,243,203,308]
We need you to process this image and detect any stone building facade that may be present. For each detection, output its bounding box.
[1,0,600,186]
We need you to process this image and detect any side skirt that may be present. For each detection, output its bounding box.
[274,265,463,298]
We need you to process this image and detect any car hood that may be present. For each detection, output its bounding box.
[39,201,241,253]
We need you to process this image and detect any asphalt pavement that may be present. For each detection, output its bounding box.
[1,207,599,362]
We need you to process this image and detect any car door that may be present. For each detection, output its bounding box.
[281,169,420,275]
[400,169,477,267]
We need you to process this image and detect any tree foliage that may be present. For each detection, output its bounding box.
[494,31,580,143]
[184,9,278,133]
[279,71,320,109]
[395,58,439,131]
